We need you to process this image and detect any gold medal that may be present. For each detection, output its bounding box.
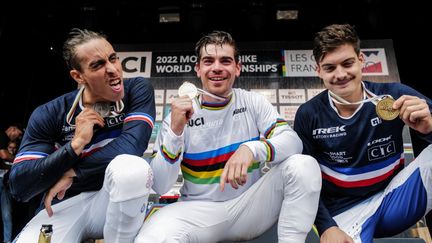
[376,96,399,120]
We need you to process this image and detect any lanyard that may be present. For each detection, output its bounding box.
[328,83,392,106]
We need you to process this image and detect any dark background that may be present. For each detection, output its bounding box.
[0,0,431,239]
[0,0,430,130]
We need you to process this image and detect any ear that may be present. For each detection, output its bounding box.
[195,63,201,78]
[358,52,365,65]
[70,70,85,85]
[316,64,323,79]
[235,61,241,77]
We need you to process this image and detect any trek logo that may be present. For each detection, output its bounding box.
[313,125,346,135]
[188,117,205,127]
[368,141,395,161]
[312,125,347,139]
[106,114,126,128]
[233,107,247,116]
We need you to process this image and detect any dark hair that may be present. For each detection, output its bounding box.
[62,28,107,71]
[8,140,19,147]
[195,30,239,63]
[313,24,360,64]
[8,123,24,133]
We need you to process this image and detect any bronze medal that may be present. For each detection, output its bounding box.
[376,96,399,120]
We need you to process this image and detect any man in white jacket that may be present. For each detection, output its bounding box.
[135,30,321,243]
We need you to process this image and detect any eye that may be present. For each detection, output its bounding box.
[342,61,354,68]
[90,60,105,70]
[202,58,213,65]
[109,54,119,63]
[221,59,232,65]
[323,66,335,72]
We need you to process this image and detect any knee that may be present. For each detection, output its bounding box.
[280,154,322,193]
[105,154,153,202]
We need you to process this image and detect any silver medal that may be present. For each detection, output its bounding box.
[178,82,198,99]
[93,102,111,118]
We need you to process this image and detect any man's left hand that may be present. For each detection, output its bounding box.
[394,95,432,134]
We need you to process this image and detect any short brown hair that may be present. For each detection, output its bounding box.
[313,24,360,64]
[195,30,239,63]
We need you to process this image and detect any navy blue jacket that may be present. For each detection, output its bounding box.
[294,81,432,235]
[9,77,155,202]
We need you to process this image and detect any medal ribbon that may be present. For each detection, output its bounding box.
[328,83,392,106]
[196,87,229,101]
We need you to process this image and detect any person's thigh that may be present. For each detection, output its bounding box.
[14,192,98,243]
[373,149,432,238]
[226,154,320,242]
[224,163,284,241]
[83,189,111,240]
[334,146,432,243]
[135,200,230,243]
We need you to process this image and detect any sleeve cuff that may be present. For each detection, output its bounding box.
[242,141,260,162]
[316,220,338,236]
[65,142,80,160]
[65,142,81,178]
[154,126,184,164]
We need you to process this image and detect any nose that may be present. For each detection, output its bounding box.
[106,61,117,74]
[334,66,347,80]
[211,60,222,72]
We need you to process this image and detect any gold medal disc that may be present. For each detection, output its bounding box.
[376,97,399,120]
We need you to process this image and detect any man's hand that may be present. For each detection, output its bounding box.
[44,169,76,217]
[220,145,254,191]
[320,226,354,243]
[71,108,105,155]
[170,96,194,136]
[393,95,432,134]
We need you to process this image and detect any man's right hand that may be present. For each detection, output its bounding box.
[71,108,105,155]
[320,226,354,243]
[170,96,194,136]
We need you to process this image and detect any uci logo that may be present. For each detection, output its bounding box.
[188,117,205,127]
[118,52,152,78]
